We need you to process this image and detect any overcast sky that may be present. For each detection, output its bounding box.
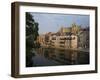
[30,12,89,34]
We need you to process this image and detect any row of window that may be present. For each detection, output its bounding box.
[52,37,76,40]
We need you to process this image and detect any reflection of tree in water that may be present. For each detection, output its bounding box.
[77,51,89,64]
[26,51,35,67]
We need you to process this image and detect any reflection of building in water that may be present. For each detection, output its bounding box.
[39,48,79,64]
[36,48,44,55]
[34,47,89,65]
[70,51,78,64]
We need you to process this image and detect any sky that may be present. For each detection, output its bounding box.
[30,12,89,34]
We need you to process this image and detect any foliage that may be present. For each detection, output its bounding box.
[26,12,40,67]
[26,12,39,49]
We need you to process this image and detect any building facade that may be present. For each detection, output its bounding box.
[49,33,78,49]
[78,28,89,49]
[37,25,89,50]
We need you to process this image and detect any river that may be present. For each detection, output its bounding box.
[26,47,89,67]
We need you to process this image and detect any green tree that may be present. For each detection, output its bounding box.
[26,12,39,67]
[26,12,39,49]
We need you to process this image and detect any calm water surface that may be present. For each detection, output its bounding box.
[26,48,89,67]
